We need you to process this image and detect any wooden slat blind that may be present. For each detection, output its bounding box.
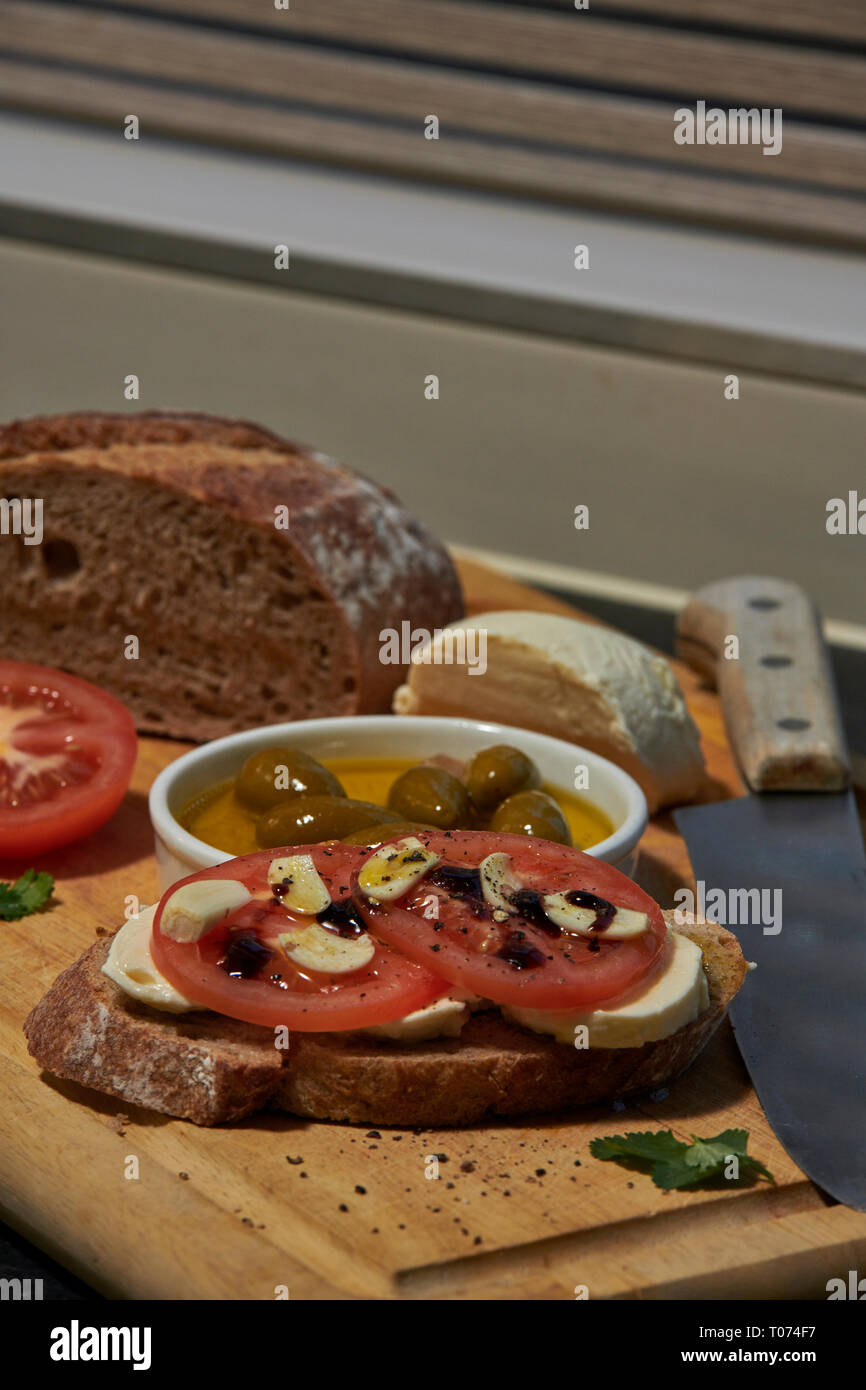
[1,0,865,247]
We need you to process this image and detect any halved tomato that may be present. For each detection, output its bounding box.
[150,844,450,1031]
[0,662,137,858]
[352,830,668,1010]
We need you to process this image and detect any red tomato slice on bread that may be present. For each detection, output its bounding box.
[351,830,667,1010]
[151,844,450,1031]
[0,661,137,858]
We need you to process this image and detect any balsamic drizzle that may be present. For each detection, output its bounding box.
[428,863,620,972]
[564,889,617,932]
[511,888,560,937]
[316,899,366,938]
[495,934,546,970]
[218,934,273,979]
[427,864,483,900]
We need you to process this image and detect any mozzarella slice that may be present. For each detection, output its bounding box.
[357,836,440,903]
[278,923,375,975]
[268,854,331,915]
[542,892,648,940]
[160,878,252,942]
[502,930,708,1048]
[362,996,468,1042]
[102,906,200,1012]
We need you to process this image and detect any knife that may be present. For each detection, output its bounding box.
[673,575,866,1209]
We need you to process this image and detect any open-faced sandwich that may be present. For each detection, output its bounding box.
[24,831,747,1127]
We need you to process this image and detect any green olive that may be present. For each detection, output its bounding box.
[465,744,541,813]
[489,790,571,845]
[256,797,402,848]
[236,747,345,813]
[342,820,436,847]
[387,765,471,831]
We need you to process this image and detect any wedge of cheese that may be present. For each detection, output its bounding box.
[392,611,705,813]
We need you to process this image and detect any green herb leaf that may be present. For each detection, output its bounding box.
[590,1126,775,1190]
[0,870,55,920]
[590,1130,686,1165]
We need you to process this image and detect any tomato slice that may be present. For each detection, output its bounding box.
[0,661,138,859]
[151,844,450,1031]
[351,830,667,1010]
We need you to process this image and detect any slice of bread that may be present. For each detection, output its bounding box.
[23,913,747,1127]
[0,411,463,739]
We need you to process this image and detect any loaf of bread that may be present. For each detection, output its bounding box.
[0,412,463,739]
[23,913,745,1127]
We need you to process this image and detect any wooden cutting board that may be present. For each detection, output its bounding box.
[1,558,864,1301]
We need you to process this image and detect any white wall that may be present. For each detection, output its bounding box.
[1,237,863,629]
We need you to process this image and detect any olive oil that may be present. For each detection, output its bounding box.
[179,754,613,857]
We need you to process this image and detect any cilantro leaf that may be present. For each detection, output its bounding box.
[735,1153,777,1185]
[591,1126,775,1191]
[0,885,29,920]
[590,1130,686,1165]
[0,870,55,920]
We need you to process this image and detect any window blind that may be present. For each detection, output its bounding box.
[1,0,864,246]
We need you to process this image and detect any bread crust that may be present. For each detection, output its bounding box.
[0,412,463,735]
[24,914,746,1127]
[23,936,284,1125]
[0,409,288,458]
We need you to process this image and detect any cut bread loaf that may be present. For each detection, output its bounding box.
[0,409,286,458]
[393,611,706,812]
[0,411,463,740]
[24,913,746,1127]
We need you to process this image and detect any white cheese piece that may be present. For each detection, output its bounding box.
[542,892,648,940]
[160,878,252,942]
[358,836,440,903]
[278,923,375,975]
[267,854,331,915]
[102,906,200,1013]
[362,995,468,1042]
[479,851,521,913]
[502,930,709,1048]
[393,612,705,813]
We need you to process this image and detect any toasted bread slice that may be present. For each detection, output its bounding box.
[24,913,746,1127]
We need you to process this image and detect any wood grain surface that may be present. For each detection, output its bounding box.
[1,557,864,1301]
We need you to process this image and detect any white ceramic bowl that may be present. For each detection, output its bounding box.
[149,716,648,894]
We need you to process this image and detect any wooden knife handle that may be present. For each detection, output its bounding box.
[676,576,850,792]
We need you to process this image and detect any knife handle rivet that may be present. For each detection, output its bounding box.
[761,655,792,668]
[777,717,812,731]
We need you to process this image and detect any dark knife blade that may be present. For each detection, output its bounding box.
[674,574,866,1209]
[674,789,866,1209]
